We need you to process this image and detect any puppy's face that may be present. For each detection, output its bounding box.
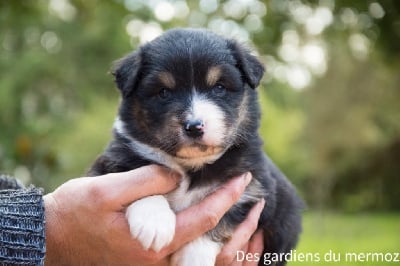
[114,29,264,168]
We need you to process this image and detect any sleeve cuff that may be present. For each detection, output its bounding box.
[0,187,45,265]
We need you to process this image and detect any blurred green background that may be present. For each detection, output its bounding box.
[1,0,399,264]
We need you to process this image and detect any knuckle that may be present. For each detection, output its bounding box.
[87,181,109,203]
[204,210,220,230]
[228,184,243,203]
[230,190,241,204]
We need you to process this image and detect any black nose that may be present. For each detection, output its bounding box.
[184,119,204,138]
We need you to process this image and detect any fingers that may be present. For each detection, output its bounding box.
[243,230,264,266]
[216,199,265,266]
[167,172,252,253]
[88,165,181,208]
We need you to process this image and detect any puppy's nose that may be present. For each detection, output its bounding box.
[184,119,204,138]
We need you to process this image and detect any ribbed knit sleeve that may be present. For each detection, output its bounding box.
[0,177,45,265]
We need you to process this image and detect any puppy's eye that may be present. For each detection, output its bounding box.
[158,88,171,99]
[212,84,226,96]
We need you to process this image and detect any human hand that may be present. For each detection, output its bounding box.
[44,165,179,266]
[44,165,255,266]
[216,199,265,266]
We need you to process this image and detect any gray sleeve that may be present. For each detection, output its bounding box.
[0,176,45,265]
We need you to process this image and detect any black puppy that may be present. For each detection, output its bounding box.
[88,28,303,266]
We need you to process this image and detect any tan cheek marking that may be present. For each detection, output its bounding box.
[206,66,222,87]
[159,71,176,89]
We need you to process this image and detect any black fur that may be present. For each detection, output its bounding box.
[89,28,303,266]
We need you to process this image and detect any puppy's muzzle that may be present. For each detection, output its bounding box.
[184,119,204,138]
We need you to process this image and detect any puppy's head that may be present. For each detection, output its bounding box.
[113,28,264,169]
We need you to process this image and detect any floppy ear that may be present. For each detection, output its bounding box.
[227,40,265,89]
[111,50,142,97]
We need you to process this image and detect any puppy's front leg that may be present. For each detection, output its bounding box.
[170,235,222,266]
[126,195,176,252]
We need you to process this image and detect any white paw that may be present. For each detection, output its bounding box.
[126,195,176,252]
[170,236,222,266]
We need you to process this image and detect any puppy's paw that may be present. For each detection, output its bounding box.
[170,236,222,266]
[126,195,176,252]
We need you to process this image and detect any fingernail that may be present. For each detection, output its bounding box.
[243,172,252,186]
[170,171,182,183]
[160,166,182,183]
[258,198,265,209]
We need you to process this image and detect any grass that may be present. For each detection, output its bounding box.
[285,212,400,266]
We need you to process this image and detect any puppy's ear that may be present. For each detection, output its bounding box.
[111,50,142,97]
[227,40,265,89]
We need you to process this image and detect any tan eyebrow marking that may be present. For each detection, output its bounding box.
[158,71,176,89]
[206,66,222,87]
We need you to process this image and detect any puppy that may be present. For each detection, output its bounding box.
[88,28,303,266]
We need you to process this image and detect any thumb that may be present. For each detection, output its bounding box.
[92,165,181,208]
